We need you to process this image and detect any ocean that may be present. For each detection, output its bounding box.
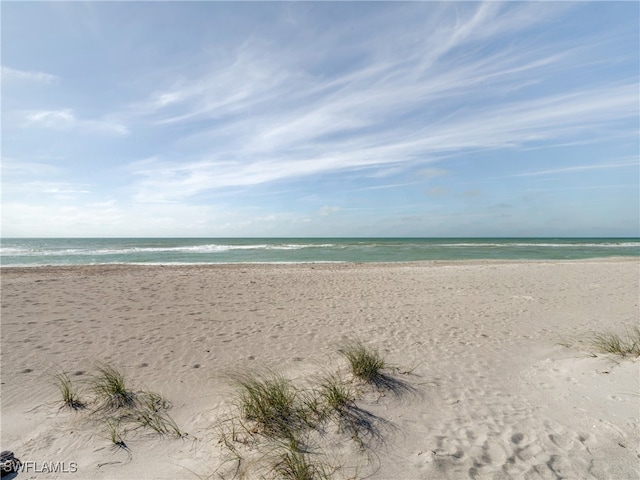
[1,238,638,267]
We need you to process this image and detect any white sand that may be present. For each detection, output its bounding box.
[1,259,638,479]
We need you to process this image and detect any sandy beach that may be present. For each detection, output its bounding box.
[1,259,638,479]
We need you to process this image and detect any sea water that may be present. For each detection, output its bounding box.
[1,238,638,266]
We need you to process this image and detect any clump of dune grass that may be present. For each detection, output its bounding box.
[313,372,373,450]
[273,446,329,480]
[104,417,128,450]
[138,391,172,413]
[339,342,386,383]
[134,408,182,436]
[55,363,183,447]
[221,346,406,479]
[590,327,640,357]
[91,363,137,411]
[233,372,304,439]
[53,372,85,410]
[316,372,354,415]
[134,393,183,436]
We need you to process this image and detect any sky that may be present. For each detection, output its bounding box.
[2,1,639,238]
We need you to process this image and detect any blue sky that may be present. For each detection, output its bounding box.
[2,1,638,238]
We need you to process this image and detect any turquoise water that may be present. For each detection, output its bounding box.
[1,238,638,266]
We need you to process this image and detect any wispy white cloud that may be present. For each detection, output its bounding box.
[130,80,637,202]
[2,180,92,200]
[133,4,578,142]
[498,160,638,179]
[24,109,75,126]
[1,157,61,177]
[526,184,638,192]
[42,185,91,195]
[354,181,423,192]
[121,2,636,204]
[1,65,58,84]
[135,43,296,126]
[22,109,129,135]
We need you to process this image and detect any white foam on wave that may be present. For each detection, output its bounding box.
[0,243,341,257]
[0,247,31,255]
[162,243,337,253]
[0,247,86,256]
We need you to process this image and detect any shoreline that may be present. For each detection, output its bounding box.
[1,255,637,271]
[2,258,638,478]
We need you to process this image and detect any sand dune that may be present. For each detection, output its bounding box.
[1,259,638,479]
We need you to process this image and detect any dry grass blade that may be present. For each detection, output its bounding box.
[104,417,128,450]
[53,371,86,410]
[135,409,182,436]
[591,327,640,357]
[135,393,182,437]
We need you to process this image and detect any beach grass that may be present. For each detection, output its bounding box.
[56,363,183,446]
[590,327,640,357]
[53,371,86,410]
[91,363,137,411]
[139,391,172,412]
[339,342,386,383]
[316,371,354,415]
[222,345,398,478]
[104,417,128,450]
[273,446,329,480]
[233,372,304,440]
[134,406,182,436]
